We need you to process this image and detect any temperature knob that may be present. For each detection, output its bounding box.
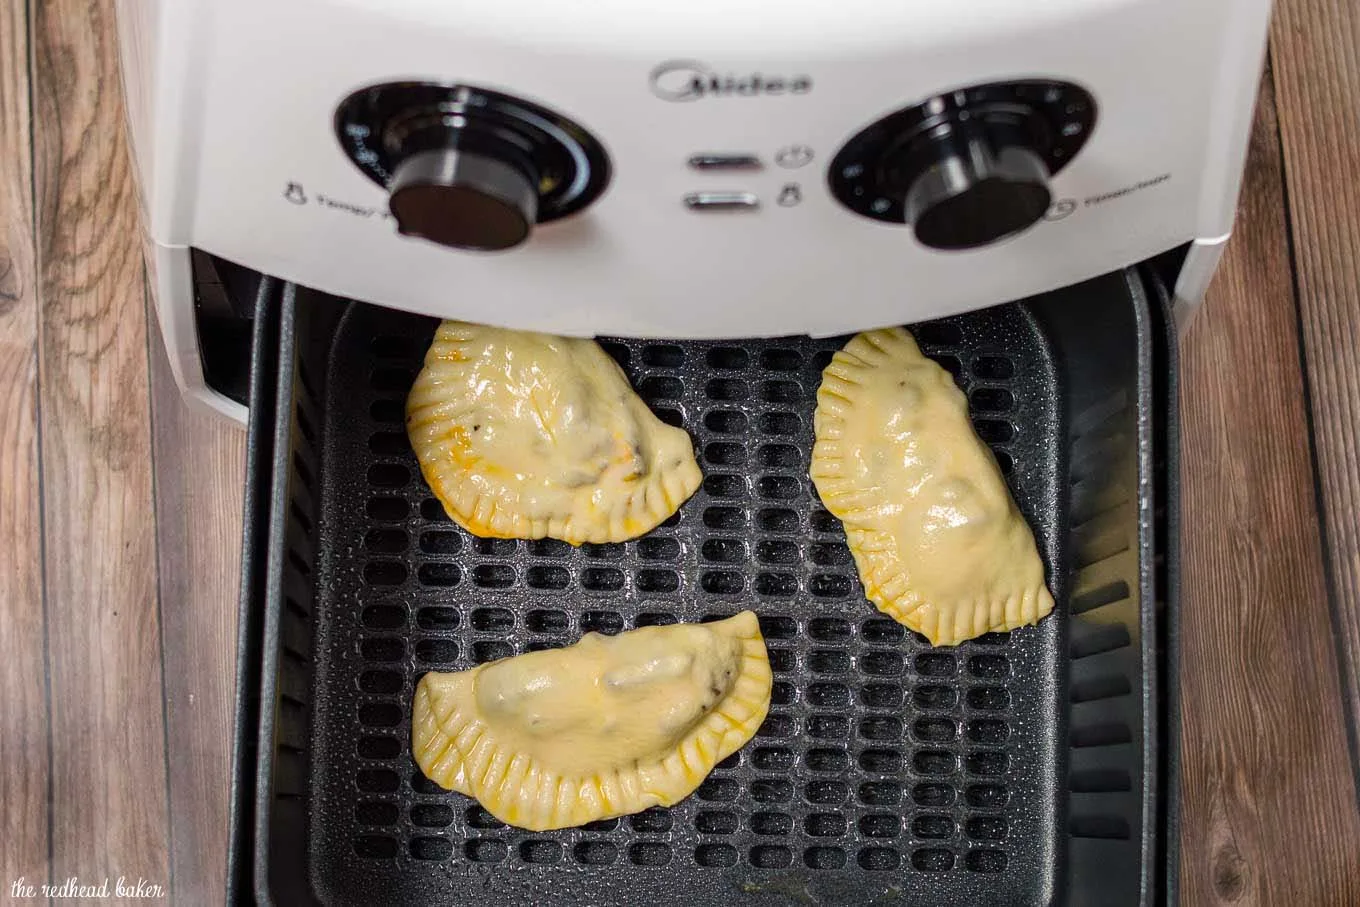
[336,82,611,252]
[387,147,538,251]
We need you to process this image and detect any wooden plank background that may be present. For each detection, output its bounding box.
[1,0,1358,904]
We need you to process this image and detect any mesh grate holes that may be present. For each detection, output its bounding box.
[466,840,508,863]
[637,537,680,560]
[418,531,460,555]
[750,812,794,835]
[803,780,850,805]
[859,781,903,806]
[695,844,738,867]
[806,749,850,773]
[419,498,450,522]
[465,806,504,829]
[861,683,905,709]
[416,563,459,587]
[760,348,801,370]
[521,841,562,864]
[640,375,683,400]
[702,507,745,531]
[471,608,514,631]
[807,716,849,740]
[913,783,956,808]
[750,845,793,869]
[757,412,800,435]
[473,641,513,663]
[806,813,847,837]
[413,639,458,666]
[705,378,748,401]
[580,611,624,633]
[859,749,903,774]
[630,843,672,866]
[966,784,1009,808]
[912,848,956,872]
[472,565,514,588]
[409,804,454,828]
[750,780,794,803]
[324,316,1061,895]
[808,617,851,641]
[757,508,799,532]
[630,809,672,833]
[705,410,747,434]
[701,571,743,594]
[526,565,570,590]
[804,847,847,870]
[415,607,458,631]
[914,815,956,839]
[966,752,1010,776]
[641,344,683,367]
[696,811,738,833]
[967,817,1008,841]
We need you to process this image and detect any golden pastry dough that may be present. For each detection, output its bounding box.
[810,328,1054,646]
[411,612,771,831]
[406,321,701,544]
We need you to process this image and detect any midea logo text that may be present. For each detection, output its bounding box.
[649,60,812,101]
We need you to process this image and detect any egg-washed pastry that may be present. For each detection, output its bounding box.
[810,327,1054,646]
[406,321,702,544]
[411,612,771,831]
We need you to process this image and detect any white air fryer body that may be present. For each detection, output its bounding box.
[116,0,1271,421]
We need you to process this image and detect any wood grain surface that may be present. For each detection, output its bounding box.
[147,304,246,906]
[1177,65,1360,905]
[0,0,50,898]
[1271,0,1360,752]
[29,0,170,898]
[2,2,1360,905]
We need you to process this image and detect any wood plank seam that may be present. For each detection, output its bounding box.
[143,275,179,904]
[1,0,53,895]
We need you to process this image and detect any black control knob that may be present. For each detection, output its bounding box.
[900,120,1052,251]
[388,148,539,251]
[828,80,1096,250]
[335,82,611,252]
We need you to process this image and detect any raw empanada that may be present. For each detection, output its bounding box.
[411,612,771,831]
[406,322,702,544]
[810,328,1054,646]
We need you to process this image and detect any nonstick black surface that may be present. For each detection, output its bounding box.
[306,302,1066,906]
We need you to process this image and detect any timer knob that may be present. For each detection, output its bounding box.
[900,119,1052,251]
[827,80,1096,250]
[388,147,539,251]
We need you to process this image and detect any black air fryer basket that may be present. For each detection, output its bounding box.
[228,266,1180,906]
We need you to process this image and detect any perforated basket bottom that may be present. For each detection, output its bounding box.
[305,303,1067,907]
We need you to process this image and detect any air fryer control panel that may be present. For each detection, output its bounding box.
[116,0,1271,418]
[335,78,1097,255]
